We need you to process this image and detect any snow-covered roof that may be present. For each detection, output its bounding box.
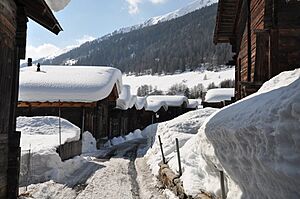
[116,85,137,110]
[19,65,122,102]
[135,97,147,110]
[204,88,234,103]
[187,99,200,109]
[145,100,168,112]
[146,95,189,107]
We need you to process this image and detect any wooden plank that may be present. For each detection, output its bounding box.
[18,101,97,108]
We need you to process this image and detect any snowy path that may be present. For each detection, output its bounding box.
[76,138,167,199]
[20,138,170,199]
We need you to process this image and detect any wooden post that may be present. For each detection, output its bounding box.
[158,135,166,164]
[220,170,226,199]
[58,101,62,149]
[175,138,182,176]
[81,107,85,139]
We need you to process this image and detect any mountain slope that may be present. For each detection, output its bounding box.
[40,3,231,74]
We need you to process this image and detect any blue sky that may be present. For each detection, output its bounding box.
[26,0,195,61]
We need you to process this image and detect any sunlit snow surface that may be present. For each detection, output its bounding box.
[19,66,122,102]
[123,68,235,94]
[205,68,300,198]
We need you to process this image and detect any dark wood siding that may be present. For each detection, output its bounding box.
[0,0,17,197]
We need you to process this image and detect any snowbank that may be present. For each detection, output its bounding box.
[82,131,97,154]
[204,88,234,102]
[143,108,217,176]
[17,116,80,151]
[205,69,300,198]
[19,66,122,102]
[106,129,144,146]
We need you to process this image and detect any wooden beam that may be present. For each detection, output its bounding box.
[18,101,97,108]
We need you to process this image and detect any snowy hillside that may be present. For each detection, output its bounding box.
[123,67,235,94]
[117,0,218,34]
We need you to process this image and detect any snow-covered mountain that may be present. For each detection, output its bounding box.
[114,0,218,35]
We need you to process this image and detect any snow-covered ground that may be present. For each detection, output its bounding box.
[19,69,299,199]
[123,68,234,94]
[17,116,80,151]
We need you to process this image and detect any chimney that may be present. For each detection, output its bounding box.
[37,63,41,72]
[28,58,32,66]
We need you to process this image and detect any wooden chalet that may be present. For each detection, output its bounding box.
[0,0,62,198]
[214,0,300,99]
[17,66,122,148]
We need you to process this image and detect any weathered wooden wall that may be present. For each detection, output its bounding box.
[236,0,265,82]
[0,0,20,198]
[57,140,82,161]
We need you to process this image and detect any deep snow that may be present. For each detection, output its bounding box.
[204,88,234,102]
[17,116,80,151]
[205,68,300,198]
[19,66,122,102]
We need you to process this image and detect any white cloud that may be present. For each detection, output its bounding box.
[125,0,168,15]
[126,0,142,14]
[149,0,167,4]
[23,35,96,63]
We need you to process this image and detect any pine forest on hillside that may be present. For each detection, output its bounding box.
[40,3,232,74]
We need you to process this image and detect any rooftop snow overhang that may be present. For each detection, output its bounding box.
[22,0,63,35]
[213,0,240,44]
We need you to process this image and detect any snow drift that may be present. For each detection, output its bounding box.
[205,69,300,198]
[17,116,80,151]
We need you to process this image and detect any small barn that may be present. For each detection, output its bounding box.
[214,0,300,99]
[17,65,122,148]
[146,96,189,123]
[202,88,235,108]
[0,0,63,197]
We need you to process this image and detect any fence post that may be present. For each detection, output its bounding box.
[175,138,182,176]
[220,170,226,199]
[158,135,166,164]
[26,145,31,191]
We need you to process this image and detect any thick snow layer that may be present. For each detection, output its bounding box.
[123,68,235,94]
[145,100,168,112]
[107,129,144,146]
[204,88,234,102]
[82,131,97,154]
[116,85,137,110]
[143,108,217,176]
[17,116,80,151]
[143,108,242,197]
[135,97,147,110]
[45,0,71,12]
[20,148,87,185]
[147,95,188,107]
[19,66,122,102]
[187,99,200,108]
[205,69,300,198]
